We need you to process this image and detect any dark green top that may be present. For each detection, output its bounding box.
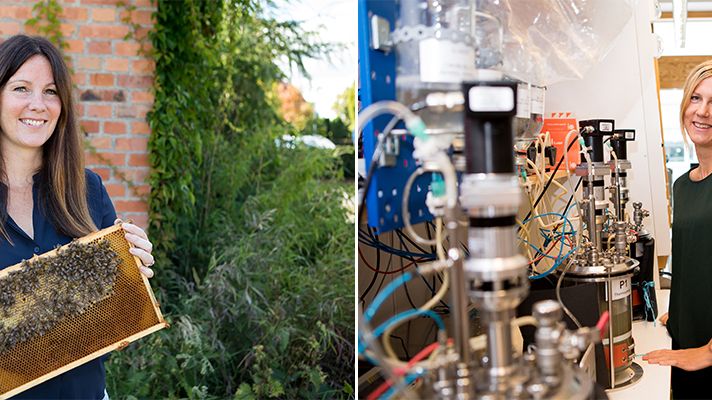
[668,170,712,349]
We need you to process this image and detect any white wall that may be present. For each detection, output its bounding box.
[545,0,671,258]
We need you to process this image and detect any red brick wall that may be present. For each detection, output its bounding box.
[0,0,155,229]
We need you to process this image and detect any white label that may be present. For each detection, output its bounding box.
[419,38,477,83]
[625,130,635,140]
[468,86,515,112]
[600,121,614,132]
[516,83,530,118]
[611,277,631,301]
[531,86,545,114]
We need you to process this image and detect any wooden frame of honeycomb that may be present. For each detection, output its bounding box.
[0,224,167,399]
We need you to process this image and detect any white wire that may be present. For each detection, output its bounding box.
[382,218,449,359]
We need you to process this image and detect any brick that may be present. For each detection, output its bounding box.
[78,56,101,70]
[121,168,149,182]
[134,27,150,41]
[86,105,112,118]
[80,90,101,101]
[66,39,84,54]
[93,8,116,22]
[72,72,86,85]
[90,73,114,86]
[60,24,75,37]
[86,151,125,166]
[106,58,129,72]
[0,22,21,36]
[88,41,111,54]
[81,0,123,5]
[62,7,89,21]
[80,120,100,134]
[131,121,151,135]
[116,137,148,152]
[79,25,129,40]
[120,9,153,25]
[88,90,125,102]
[131,59,154,75]
[115,42,140,56]
[129,153,149,167]
[114,200,148,213]
[105,183,125,197]
[117,104,150,119]
[0,6,32,19]
[131,184,150,197]
[117,75,152,88]
[64,57,75,72]
[110,90,125,102]
[24,24,39,36]
[91,167,111,181]
[124,212,148,230]
[90,136,112,149]
[131,90,153,103]
[135,0,154,6]
[104,121,126,134]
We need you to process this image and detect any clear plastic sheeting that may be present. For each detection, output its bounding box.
[476,0,634,86]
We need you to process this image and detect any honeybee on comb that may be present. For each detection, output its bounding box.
[0,239,121,354]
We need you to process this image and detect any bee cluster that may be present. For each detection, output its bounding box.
[0,239,121,354]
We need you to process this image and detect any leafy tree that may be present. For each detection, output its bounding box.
[332,82,355,132]
[273,81,315,131]
[105,1,354,398]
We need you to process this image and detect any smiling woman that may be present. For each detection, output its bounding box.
[0,35,155,399]
[0,55,61,152]
[643,59,712,399]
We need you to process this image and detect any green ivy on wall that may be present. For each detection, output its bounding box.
[25,0,66,50]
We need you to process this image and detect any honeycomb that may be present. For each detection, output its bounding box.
[0,224,167,398]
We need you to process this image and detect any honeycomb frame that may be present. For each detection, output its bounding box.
[0,224,167,399]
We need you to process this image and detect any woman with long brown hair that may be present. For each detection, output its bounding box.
[0,35,155,399]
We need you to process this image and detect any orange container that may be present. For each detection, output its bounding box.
[541,113,581,171]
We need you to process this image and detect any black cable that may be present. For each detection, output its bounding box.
[359,229,391,303]
[400,261,418,309]
[424,223,445,291]
[357,133,388,225]
[531,177,583,270]
[358,232,381,304]
[518,129,582,234]
[390,334,411,359]
[396,228,433,255]
[360,226,435,261]
[425,224,437,297]
[563,177,583,216]
[394,230,450,310]
[427,220,470,257]
[396,229,449,308]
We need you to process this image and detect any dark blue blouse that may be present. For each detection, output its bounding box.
[1,169,116,400]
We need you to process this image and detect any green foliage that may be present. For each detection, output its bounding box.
[25,0,67,51]
[333,83,356,132]
[104,0,354,398]
[302,116,354,179]
[107,148,354,399]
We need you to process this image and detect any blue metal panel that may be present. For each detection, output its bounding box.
[358,0,433,234]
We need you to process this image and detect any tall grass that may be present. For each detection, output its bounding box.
[106,145,354,399]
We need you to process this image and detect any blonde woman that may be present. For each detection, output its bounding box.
[643,60,712,399]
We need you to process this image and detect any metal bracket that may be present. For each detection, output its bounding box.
[370,15,391,51]
[379,134,399,167]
